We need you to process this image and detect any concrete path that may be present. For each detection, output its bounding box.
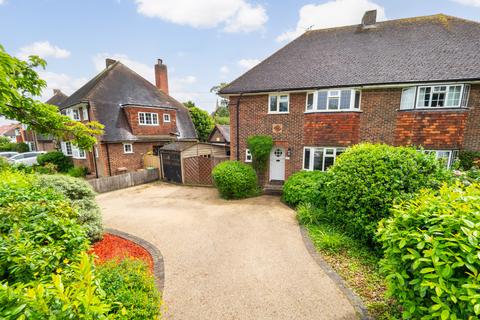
[97,183,358,320]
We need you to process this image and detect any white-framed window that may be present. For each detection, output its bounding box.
[94,145,99,158]
[71,109,80,121]
[163,113,171,123]
[303,147,346,171]
[71,145,86,159]
[305,89,361,112]
[401,84,470,110]
[123,143,133,154]
[138,112,159,125]
[82,107,89,120]
[423,150,458,168]
[61,141,73,156]
[269,94,289,113]
[245,149,252,162]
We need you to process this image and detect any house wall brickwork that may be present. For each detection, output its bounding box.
[123,106,176,136]
[464,84,480,151]
[304,113,360,146]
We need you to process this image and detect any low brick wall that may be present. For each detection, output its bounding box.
[89,168,159,193]
[183,156,228,186]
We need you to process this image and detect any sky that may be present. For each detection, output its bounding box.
[1,0,480,125]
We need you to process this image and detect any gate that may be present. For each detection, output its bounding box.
[161,151,182,183]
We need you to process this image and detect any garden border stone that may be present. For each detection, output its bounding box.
[105,228,165,292]
[299,225,371,320]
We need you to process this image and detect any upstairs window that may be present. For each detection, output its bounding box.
[269,94,289,113]
[163,114,171,123]
[123,143,133,154]
[71,109,80,121]
[82,107,89,120]
[401,84,470,110]
[306,89,361,112]
[138,112,159,125]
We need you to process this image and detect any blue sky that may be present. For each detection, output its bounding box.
[1,0,479,122]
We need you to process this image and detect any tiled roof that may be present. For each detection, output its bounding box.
[221,14,480,94]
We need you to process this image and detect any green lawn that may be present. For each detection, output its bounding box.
[306,224,399,319]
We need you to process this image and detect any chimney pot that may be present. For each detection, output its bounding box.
[53,89,61,95]
[154,59,169,95]
[361,10,377,28]
[105,58,116,68]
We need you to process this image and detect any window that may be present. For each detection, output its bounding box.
[306,89,361,112]
[401,84,469,110]
[123,143,133,154]
[303,147,345,171]
[71,145,86,159]
[245,149,252,162]
[71,109,80,121]
[163,114,171,123]
[61,141,73,156]
[82,107,89,121]
[138,112,159,125]
[423,150,457,168]
[269,94,289,113]
[94,146,99,158]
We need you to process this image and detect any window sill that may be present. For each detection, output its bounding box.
[398,107,469,112]
[304,110,362,114]
[268,112,289,115]
[138,124,160,126]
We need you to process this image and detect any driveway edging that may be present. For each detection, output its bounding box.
[105,228,165,292]
[299,225,371,320]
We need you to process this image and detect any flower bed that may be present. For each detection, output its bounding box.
[91,233,154,271]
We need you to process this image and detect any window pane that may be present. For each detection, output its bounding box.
[313,149,323,171]
[354,91,361,109]
[328,97,339,110]
[446,85,461,107]
[324,156,335,170]
[461,85,470,107]
[400,87,416,110]
[269,96,277,112]
[152,113,158,124]
[336,148,345,157]
[340,90,351,109]
[304,148,311,169]
[418,87,431,107]
[317,92,327,110]
[279,96,288,112]
[431,91,445,107]
[306,93,314,111]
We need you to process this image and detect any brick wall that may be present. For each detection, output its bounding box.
[304,113,360,146]
[123,106,176,136]
[464,84,480,151]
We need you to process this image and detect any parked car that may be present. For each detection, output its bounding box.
[8,151,46,166]
[0,151,19,159]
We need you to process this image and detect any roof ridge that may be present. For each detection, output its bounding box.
[84,61,121,100]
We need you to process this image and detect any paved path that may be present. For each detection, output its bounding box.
[97,183,358,320]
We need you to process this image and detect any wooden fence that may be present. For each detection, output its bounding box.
[88,168,160,193]
[144,154,161,169]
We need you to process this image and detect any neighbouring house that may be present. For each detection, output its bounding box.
[220,11,480,186]
[208,124,230,156]
[0,123,21,143]
[57,58,197,177]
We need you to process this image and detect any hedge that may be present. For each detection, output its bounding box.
[282,170,328,208]
[37,151,73,172]
[212,161,258,199]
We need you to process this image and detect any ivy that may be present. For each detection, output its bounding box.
[246,135,273,174]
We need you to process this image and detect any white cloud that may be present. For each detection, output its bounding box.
[451,0,480,6]
[38,71,87,101]
[0,0,5,5]
[220,66,230,75]
[238,58,260,69]
[277,0,386,42]
[18,41,71,60]
[135,0,267,32]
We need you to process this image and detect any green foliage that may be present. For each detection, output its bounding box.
[183,100,196,109]
[378,183,480,320]
[458,150,480,170]
[325,143,451,247]
[246,135,273,173]
[296,203,327,225]
[34,162,58,174]
[282,170,328,208]
[0,140,29,153]
[68,166,88,177]
[14,143,29,153]
[35,174,103,241]
[212,161,258,199]
[188,106,215,141]
[37,151,73,172]
[214,115,230,125]
[0,44,103,150]
[97,259,161,319]
[214,106,229,118]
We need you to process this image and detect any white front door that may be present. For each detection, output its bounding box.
[269,147,285,181]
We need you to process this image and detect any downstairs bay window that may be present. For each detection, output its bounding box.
[303,147,345,171]
[400,84,470,110]
[306,89,361,112]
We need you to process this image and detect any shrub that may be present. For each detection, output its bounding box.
[35,174,103,241]
[246,135,273,173]
[68,166,88,177]
[282,170,328,208]
[97,259,161,319]
[212,161,258,199]
[296,202,329,225]
[15,142,29,153]
[37,151,73,172]
[458,150,480,170]
[325,143,450,247]
[378,183,480,319]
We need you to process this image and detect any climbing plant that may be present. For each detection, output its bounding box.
[246,135,273,174]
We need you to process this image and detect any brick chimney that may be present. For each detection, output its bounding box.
[105,58,116,68]
[53,89,61,95]
[155,59,169,95]
[361,10,377,29]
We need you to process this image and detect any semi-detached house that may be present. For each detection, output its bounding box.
[220,11,480,185]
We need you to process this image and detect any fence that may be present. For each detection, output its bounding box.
[144,154,161,169]
[88,168,160,193]
[183,156,228,185]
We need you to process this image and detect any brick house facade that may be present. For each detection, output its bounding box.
[222,12,480,185]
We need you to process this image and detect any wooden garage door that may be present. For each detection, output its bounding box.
[161,151,182,183]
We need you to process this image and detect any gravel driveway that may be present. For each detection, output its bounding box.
[97,182,358,320]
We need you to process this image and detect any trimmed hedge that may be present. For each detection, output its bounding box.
[37,151,73,172]
[378,183,480,319]
[325,143,450,247]
[212,161,258,199]
[282,170,328,208]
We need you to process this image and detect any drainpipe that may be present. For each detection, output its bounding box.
[106,143,112,176]
[92,147,99,178]
[235,93,243,161]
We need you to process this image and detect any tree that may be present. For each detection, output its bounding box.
[0,45,103,150]
[185,103,214,142]
[210,83,230,125]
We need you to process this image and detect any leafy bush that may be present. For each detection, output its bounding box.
[188,106,215,141]
[68,166,88,177]
[325,143,450,247]
[282,171,328,208]
[296,202,329,225]
[246,135,273,173]
[212,161,258,199]
[15,142,29,153]
[37,151,73,172]
[378,183,480,320]
[458,150,480,170]
[35,174,103,241]
[97,259,161,319]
